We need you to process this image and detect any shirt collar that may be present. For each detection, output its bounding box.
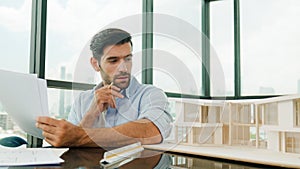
[93,82,104,91]
[123,76,140,99]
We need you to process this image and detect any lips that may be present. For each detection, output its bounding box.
[116,76,129,80]
[116,76,129,83]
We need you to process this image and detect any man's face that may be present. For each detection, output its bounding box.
[99,42,132,89]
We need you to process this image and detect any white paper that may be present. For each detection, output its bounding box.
[37,78,49,116]
[0,69,49,139]
[0,147,68,166]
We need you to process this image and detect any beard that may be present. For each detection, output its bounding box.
[101,70,131,90]
[112,72,131,89]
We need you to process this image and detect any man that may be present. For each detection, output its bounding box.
[36,28,173,147]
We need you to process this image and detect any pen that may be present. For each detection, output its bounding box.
[108,82,113,89]
[108,82,116,108]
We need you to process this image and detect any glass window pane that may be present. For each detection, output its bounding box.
[0,0,31,73]
[210,0,234,96]
[153,0,202,95]
[0,0,31,140]
[46,0,142,84]
[0,101,27,140]
[48,88,81,119]
[241,0,300,95]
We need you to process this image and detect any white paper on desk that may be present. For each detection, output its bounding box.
[0,147,68,166]
[0,69,49,139]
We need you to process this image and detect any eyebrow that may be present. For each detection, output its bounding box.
[105,54,132,60]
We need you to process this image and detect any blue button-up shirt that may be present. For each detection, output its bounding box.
[68,76,173,140]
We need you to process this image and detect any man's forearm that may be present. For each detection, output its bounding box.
[79,110,103,128]
[78,119,162,147]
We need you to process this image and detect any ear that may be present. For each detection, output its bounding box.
[90,57,100,72]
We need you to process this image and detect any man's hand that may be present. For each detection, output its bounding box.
[36,116,90,147]
[36,116,162,147]
[91,84,123,113]
[80,84,124,127]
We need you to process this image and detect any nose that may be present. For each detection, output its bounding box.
[117,60,128,72]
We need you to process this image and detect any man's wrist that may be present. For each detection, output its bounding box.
[76,128,100,147]
[75,127,89,146]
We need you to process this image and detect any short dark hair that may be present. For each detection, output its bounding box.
[90,28,132,60]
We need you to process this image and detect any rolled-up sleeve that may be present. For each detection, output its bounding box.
[138,87,173,140]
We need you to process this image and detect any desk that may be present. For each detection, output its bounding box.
[5,148,285,169]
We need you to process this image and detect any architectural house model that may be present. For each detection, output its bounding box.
[170,95,300,154]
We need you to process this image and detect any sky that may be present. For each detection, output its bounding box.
[0,0,31,72]
[210,0,300,95]
[0,0,300,101]
[240,0,300,94]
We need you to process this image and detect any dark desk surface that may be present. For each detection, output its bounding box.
[6,147,286,169]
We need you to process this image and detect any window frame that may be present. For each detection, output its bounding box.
[27,0,283,147]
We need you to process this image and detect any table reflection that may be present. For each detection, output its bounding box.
[5,147,280,169]
[60,148,167,169]
[60,148,275,169]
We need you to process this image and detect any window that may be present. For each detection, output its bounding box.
[184,103,199,122]
[286,132,300,153]
[0,0,32,73]
[0,0,32,140]
[208,106,221,123]
[46,0,142,84]
[47,88,82,119]
[210,0,234,96]
[232,125,251,146]
[241,0,300,95]
[153,0,202,95]
[201,106,208,123]
[201,106,221,123]
[294,99,300,127]
[232,104,252,124]
[264,103,278,125]
[176,126,188,143]
[3,0,300,148]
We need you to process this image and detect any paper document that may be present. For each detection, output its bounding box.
[0,69,49,139]
[0,146,68,166]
